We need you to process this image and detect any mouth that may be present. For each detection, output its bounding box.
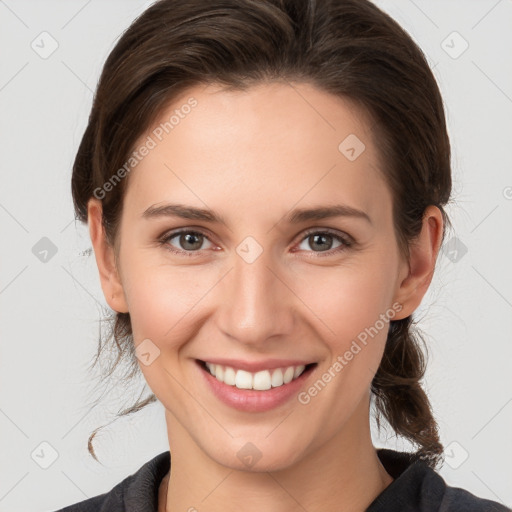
[196,359,318,391]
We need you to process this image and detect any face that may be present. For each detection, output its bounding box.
[92,81,418,472]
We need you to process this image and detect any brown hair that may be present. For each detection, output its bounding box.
[72,0,452,469]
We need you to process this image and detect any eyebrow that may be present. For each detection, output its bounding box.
[142,203,372,226]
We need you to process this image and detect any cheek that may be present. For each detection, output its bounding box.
[121,261,217,405]
[294,260,396,347]
[294,267,395,416]
[121,255,218,345]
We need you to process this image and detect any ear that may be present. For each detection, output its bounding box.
[87,198,129,313]
[391,205,444,320]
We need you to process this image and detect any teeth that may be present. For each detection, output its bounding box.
[204,362,307,390]
[253,370,272,390]
[224,366,236,385]
[271,368,284,387]
[235,370,253,389]
[283,366,294,384]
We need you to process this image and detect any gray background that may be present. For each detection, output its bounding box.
[0,0,511,510]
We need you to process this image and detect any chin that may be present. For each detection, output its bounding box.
[205,433,310,473]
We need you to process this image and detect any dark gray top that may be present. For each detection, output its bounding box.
[52,449,511,511]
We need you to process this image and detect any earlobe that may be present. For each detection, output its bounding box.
[391,205,444,321]
[87,198,129,313]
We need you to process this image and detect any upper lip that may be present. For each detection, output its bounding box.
[198,358,315,373]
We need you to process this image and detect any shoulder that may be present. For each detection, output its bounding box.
[52,492,112,512]
[414,461,510,511]
[51,451,171,512]
[368,449,511,512]
[439,483,511,512]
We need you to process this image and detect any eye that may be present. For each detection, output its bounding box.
[159,227,353,257]
[159,229,215,255]
[295,229,352,256]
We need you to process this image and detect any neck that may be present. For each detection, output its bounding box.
[161,398,393,512]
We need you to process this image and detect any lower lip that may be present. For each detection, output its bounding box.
[197,360,316,413]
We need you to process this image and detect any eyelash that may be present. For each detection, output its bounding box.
[158,228,353,258]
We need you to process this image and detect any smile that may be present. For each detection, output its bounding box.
[196,358,318,412]
[204,362,310,390]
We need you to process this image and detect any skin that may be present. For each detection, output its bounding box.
[88,81,443,512]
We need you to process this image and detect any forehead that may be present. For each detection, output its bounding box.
[123,81,391,225]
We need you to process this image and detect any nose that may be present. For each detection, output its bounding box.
[215,243,295,348]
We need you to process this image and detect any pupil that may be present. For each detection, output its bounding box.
[182,233,202,250]
[311,234,332,251]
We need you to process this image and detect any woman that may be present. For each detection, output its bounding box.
[55,0,510,510]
